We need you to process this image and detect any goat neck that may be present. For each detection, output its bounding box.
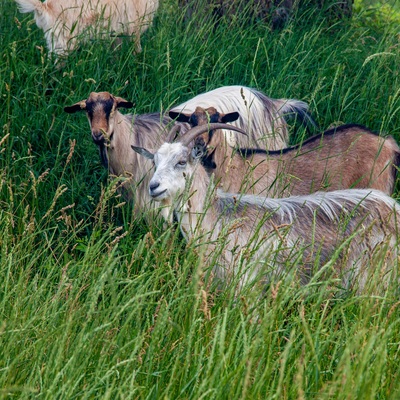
[175,160,215,240]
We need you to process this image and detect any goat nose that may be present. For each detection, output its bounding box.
[92,131,103,142]
[149,181,160,192]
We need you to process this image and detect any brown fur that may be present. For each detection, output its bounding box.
[64,91,188,217]
[187,107,400,197]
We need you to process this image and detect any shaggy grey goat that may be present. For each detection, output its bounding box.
[132,123,400,293]
[171,107,400,197]
[170,85,317,150]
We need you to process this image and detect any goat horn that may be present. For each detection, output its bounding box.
[177,123,247,147]
[166,124,182,143]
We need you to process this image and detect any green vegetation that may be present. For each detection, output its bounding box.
[355,0,400,27]
[1,0,400,398]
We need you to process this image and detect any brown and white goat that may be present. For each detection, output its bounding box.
[171,107,400,197]
[15,0,159,56]
[170,85,317,151]
[132,123,400,293]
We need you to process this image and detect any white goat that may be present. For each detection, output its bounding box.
[132,123,400,292]
[170,85,317,150]
[15,0,159,56]
[172,106,400,197]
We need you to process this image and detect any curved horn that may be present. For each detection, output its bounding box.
[166,124,182,143]
[177,123,247,147]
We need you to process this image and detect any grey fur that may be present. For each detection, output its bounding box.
[141,130,400,293]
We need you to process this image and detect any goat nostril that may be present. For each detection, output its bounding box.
[150,182,160,191]
[92,132,103,142]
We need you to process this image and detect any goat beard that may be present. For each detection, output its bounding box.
[98,144,109,169]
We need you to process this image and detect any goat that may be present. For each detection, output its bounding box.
[14,0,159,56]
[132,123,400,293]
[171,106,400,197]
[64,91,188,218]
[169,85,317,151]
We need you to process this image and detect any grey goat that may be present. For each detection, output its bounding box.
[132,123,400,292]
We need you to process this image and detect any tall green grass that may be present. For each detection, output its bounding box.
[1,0,400,398]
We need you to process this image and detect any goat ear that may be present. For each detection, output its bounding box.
[64,101,86,113]
[131,145,154,160]
[169,111,190,123]
[221,112,240,123]
[115,97,134,109]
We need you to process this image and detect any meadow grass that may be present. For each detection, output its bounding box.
[1,0,400,398]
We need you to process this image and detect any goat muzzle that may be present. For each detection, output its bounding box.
[149,181,167,199]
[92,132,105,144]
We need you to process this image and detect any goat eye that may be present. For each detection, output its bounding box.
[176,161,187,167]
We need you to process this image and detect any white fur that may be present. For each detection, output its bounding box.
[146,137,400,293]
[15,0,159,56]
[170,85,316,150]
[219,188,399,224]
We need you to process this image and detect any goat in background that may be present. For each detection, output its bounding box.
[14,0,159,57]
[170,106,400,197]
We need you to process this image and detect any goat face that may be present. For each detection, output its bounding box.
[84,92,117,145]
[65,92,133,143]
[169,106,239,151]
[64,91,134,164]
[132,122,245,205]
[148,143,194,202]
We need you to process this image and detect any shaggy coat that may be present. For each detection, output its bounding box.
[170,85,317,151]
[15,0,158,55]
[133,124,400,292]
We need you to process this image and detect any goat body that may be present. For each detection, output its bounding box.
[133,125,400,292]
[231,124,400,196]
[15,0,159,55]
[170,85,317,150]
[176,107,400,196]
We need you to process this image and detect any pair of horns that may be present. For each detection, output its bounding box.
[174,122,247,146]
[131,122,247,160]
